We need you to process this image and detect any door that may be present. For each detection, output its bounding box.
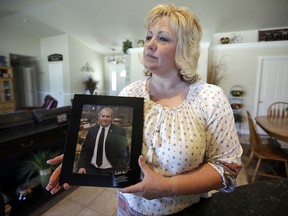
[23,66,36,106]
[49,63,64,106]
[256,56,288,116]
[107,63,127,96]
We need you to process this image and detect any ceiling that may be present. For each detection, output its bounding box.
[0,0,288,55]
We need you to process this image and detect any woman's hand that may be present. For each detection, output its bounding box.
[120,155,171,200]
[78,168,87,174]
[46,154,71,194]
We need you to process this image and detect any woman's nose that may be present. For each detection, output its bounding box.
[146,39,156,51]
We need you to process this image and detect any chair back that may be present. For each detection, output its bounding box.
[247,111,263,149]
[267,102,288,118]
[42,95,58,109]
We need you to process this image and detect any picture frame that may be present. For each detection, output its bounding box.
[60,94,144,188]
[258,28,288,42]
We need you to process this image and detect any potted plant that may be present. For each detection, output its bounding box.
[83,75,99,95]
[18,149,60,189]
[207,59,226,86]
[122,39,133,54]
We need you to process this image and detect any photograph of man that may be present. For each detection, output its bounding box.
[77,107,129,175]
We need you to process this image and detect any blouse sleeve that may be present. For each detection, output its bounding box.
[202,85,243,192]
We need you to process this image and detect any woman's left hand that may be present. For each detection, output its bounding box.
[120,155,171,200]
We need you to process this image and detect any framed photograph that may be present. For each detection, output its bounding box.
[60,94,144,188]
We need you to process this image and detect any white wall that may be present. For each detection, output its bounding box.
[0,24,106,106]
[68,37,105,95]
[40,35,70,105]
[198,42,210,82]
[126,48,145,84]
[41,35,105,105]
[210,41,288,134]
[2,22,287,129]
[0,24,41,64]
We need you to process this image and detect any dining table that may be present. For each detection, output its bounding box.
[255,116,288,143]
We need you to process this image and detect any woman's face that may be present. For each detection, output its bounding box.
[144,17,178,75]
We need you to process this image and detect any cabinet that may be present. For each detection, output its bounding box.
[0,67,15,112]
[229,85,244,134]
[0,123,69,216]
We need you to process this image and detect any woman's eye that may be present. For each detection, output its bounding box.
[146,36,152,41]
[159,36,168,42]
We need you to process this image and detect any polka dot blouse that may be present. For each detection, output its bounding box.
[118,78,243,216]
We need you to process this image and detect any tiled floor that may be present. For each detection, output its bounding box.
[41,187,118,216]
[40,135,251,216]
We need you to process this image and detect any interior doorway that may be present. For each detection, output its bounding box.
[22,66,37,106]
[10,54,40,109]
[49,62,64,106]
[107,63,127,96]
[255,56,288,117]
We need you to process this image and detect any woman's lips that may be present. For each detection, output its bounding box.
[145,54,157,62]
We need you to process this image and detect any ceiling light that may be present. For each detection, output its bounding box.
[22,18,29,23]
[107,48,125,64]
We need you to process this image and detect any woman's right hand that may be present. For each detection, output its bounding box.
[46,154,71,194]
[78,168,87,174]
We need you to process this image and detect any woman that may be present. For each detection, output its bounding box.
[47,4,243,215]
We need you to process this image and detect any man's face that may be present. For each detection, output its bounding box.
[98,108,113,127]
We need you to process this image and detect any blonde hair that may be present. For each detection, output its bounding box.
[144,4,202,83]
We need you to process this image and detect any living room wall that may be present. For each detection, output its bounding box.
[0,24,41,64]
[40,34,105,106]
[210,41,288,134]
[40,35,70,106]
[1,23,288,137]
[0,23,106,107]
[68,36,105,95]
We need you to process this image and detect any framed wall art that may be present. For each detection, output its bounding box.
[258,28,288,42]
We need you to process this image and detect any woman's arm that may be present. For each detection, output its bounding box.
[120,155,223,200]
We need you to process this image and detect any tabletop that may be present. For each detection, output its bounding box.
[255,116,288,143]
[172,179,288,216]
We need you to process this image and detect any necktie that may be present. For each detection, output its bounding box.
[96,127,105,167]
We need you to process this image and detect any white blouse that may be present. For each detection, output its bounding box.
[118,79,243,215]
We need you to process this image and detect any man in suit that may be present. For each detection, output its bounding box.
[77,107,128,175]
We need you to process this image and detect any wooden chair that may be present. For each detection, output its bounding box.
[246,110,288,183]
[267,102,288,118]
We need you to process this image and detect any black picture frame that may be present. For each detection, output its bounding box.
[60,94,144,188]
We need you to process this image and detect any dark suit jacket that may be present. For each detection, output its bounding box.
[78,124,128,173]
